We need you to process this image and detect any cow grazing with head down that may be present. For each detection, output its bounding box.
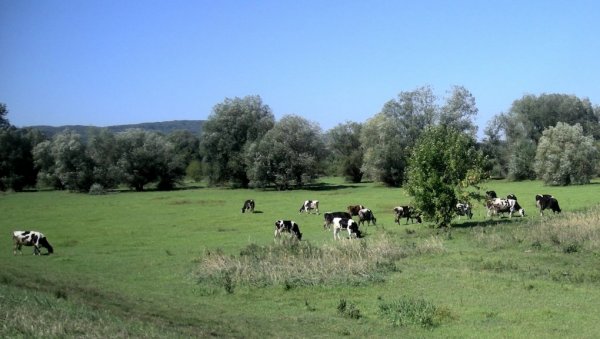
[456,203,473,219]
[274,220,302,240]
[486,191,498,199]
[323,211,352,230]
[358,208,377,226]
[332,217,362,240]
[393,206,422,224]
[536,194,561,216]
[347,205,365,216]
[486,198,525,218]
[241,199,255,213]
[13,231,54,255]
[299,200,319,214]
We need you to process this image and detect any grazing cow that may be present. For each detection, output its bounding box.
[393,206,422,224]
[456,203,473,219]
[323,211,352,230]
[358,208,377,226]
[332,217,362,240]
[486,198,525,218]
[347,205,365,216]
[274,220,302,240]
[536,194,561,216]
[241,199,255,213]
[486,191,498,199]
[299,200,319,214]
[506,194,518,201]
[13,231,54,255]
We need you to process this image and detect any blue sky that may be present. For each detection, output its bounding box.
[1,0,598,138]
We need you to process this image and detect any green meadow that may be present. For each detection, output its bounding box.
[2,178,600,338]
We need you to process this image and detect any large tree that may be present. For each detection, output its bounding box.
[325,122,363,183]
[87,129,123,189]
[246,115,324,190]
[440,85,478,138]
[116,129,185,191]
[200,95,275,188]
[405,126,486,227]
[0,127,39,191]
[534,123,598,185]
[0,103,10,129]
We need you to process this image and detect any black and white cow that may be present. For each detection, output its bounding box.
[323,211,352,230]
[332,217,362,240]
[358,208,377,227]
[536,194,561,216]
[13,231,54,255]
[456,203,473,219]
[241,199,255,213]
[393,206,422,224]
[347,205,365,216]
[486,198,525,218]
[299,200,319,214]
[274,220,303,240]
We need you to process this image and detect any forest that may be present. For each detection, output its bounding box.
[1,86,599,194]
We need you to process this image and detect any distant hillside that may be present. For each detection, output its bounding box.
[27,120,205,140]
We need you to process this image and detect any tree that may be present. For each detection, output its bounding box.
[87,129,123,189]
[361,86,439,186]
[168,130,200,165]
[116,129,185,191]
[33,130,94,192]
[0,127,38,191]
[0,103,10,129]
[246,115,324,190]
[200,95,275,187]
[325,122,363,183]
[440,85,478,138]
[405,126,486,227]
[534,123,598,185]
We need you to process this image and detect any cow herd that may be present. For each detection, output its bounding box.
[11,190,563,256]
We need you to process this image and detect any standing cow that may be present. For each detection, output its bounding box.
[323,211,352,230]
[393,206,422,224]
[456,203,473,219]
[536,194,561,216]
[332,217,362,240]
[486,198,525,218]
[347,205,365,216]
[241,199,255,213]
[274,220,303,240]
[299,200,319,214]
[358,208,377,226]
[13,231,54,255]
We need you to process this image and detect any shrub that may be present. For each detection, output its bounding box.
[88,183,106,195]
[378,296,451,328]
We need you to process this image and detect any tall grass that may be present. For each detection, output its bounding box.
[527,206,600,253]
[195,232,446,291]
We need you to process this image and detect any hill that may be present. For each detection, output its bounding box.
[27,120,205,140]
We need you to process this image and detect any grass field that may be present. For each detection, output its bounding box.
[2,178,600,338]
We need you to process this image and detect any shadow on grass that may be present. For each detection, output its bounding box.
[451,217,525,228]
[302,182,360,191]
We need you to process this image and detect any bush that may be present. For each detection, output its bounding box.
[88,183,106,195]
[378,296,451,328]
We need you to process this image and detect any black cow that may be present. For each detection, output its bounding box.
[332,217,362,240]
[13,231,54,255]
[323,211,352,230]
[241,199,255,213]
[393,206,422,224]
[299,200,319,214]
[536,194,561,216]
[347,205,365,216]
[274,220,303,240]
[358,208,377,226]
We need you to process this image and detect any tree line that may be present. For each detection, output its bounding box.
[1,87,599,194]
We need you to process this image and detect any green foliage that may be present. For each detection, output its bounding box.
[405,125,486,227]
[185,159,204,182]
[440,85,479,138]
[0,127,38,191]
[325,122,364,183]
[534,122,598,185]
[200,95,274,187]
[246,115,324,189]
[337,299,362,319]
[0,102,10,129]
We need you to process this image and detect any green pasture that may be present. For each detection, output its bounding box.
[1,178,600,338]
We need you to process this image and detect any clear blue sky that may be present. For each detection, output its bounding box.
[1,0,599,138]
